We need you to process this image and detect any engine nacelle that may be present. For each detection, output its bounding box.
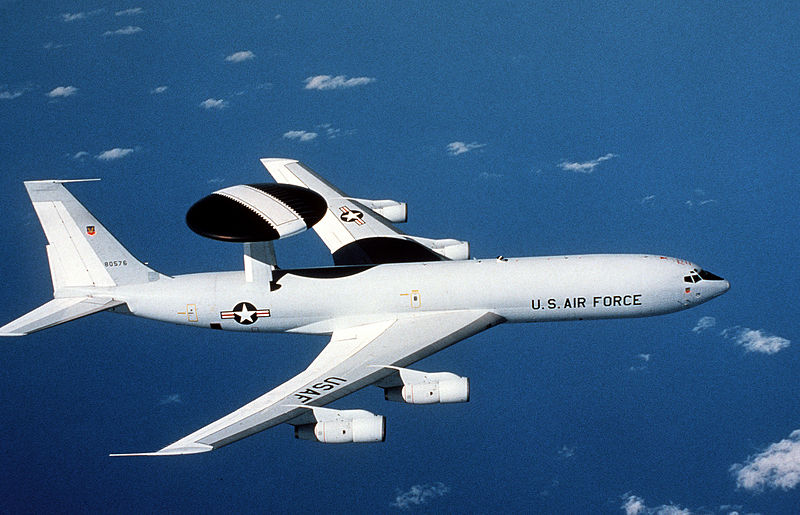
[384,373,470,404]
[408,237,470,260]
[294,411,385,444]
[352,198,407,223]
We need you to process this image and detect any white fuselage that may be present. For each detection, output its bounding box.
[99,254,728,335]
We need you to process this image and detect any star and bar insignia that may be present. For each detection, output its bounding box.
[339,206,365,225]
[220,302,271,325]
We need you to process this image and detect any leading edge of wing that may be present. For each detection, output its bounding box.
[110,310,504,456]
[259,158,447,265]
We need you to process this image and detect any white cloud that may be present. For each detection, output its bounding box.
[103,26,143,36]
[62,12,87,22]
[158,393,182,405]
[721,326,790,354]
[447,141,486,156]
[43,42,68,50]
[115,8,143,16]
[692,316,716,333]
[304,75,376,90]
[731,429,800,491]
[621,494,692,515]
[640,194,656,205]
[96,148,134,161]
[558,445,576,458]
[390,483,449,510]
[47,86,78,98]
[225,50,255,63]
[629,353,652,372]
[72,151,90,160]
[61,9,104,22]
[150,86,168,94]
[283,130,318,142]
[200,98,228,110]
[0,88,25,100]
[559,153,618,173]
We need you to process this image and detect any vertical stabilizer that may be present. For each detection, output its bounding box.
[24,180,158,294]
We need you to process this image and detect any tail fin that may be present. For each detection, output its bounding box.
[0,180,159,336]
[24,179,158,293]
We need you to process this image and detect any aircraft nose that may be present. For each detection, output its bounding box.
[709,277,730,299]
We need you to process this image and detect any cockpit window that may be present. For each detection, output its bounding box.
[697,269,724,281]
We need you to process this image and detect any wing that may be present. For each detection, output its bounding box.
[260,159,470,265]
[111,310,503,456]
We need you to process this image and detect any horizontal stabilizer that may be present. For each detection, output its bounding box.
[0,297,124,336]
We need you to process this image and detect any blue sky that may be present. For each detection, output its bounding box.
[1,2,798,513]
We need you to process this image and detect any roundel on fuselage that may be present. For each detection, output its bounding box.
[186,183,327,242]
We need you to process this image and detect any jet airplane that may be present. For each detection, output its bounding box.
[0,159,729,455]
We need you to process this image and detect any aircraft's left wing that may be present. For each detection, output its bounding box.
[111,310,504,456]
[260,159,470,265]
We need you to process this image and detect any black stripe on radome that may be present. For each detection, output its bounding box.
[186,193,281,242]
[249,183,327,227]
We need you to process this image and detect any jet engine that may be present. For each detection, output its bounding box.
[294,408,385,444]
[381,368,470,404]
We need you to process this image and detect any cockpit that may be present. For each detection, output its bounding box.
[683,268,725,283]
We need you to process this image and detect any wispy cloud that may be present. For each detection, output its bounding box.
[158,393,182,405]
[731,429,800,491]
[559,153,617,173]
[283,130,318,142]
[721,326,790,354]
[304,75,376,90]
[620,493,692,515]
[115,7,143,16]
[96,148,134,161]
[47,86,78,98]
[390,483,450,510]
[72,151,90,160]
[447,141,486,156]
[692,316,716,333]
[200,98,228,110]
[558,445,576,459]
[43,41,69,50]
[640,194,656,206]
[61,9,104,22]
[61,12,86,22]
[629,353,651,372]
[103,26,143,36]
[0,87,26,100]
[225,50,255,63]
[314,123,353,139]
[150,86,168,94]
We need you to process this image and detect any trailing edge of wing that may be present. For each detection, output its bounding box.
[112,310,504,456]
[110,444,213,457]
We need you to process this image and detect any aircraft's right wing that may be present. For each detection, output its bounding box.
[260,159,470,265]
[112,309,504,455]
